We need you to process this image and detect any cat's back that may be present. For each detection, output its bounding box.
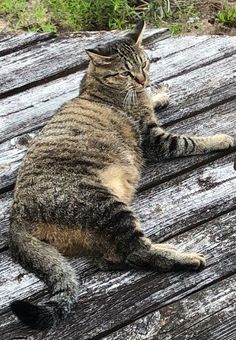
[14,97,142,204]
[27,97,140,168]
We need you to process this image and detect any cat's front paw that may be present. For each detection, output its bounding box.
[213,134,234,150]
[151,83,170,110]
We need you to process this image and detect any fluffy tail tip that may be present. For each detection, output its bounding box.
[11,300,54,330]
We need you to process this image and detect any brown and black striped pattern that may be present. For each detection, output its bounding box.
[9,21,234,330]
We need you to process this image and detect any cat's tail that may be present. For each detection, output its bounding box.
[9,220,78,330]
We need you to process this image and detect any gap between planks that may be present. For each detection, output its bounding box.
[1,36,235,144]
[1,150,236,252]
[1,98,235,194]
[101,273,236,340]
[0,32,55,57]
[0,29,169,100]
[1,209,236,339]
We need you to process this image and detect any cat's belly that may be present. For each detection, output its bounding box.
[30,223,121,261]
[99,163,140,205]
[31,224,93,256]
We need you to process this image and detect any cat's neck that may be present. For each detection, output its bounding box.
[79,74,125,109]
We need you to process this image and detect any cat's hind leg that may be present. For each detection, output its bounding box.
[93,195,205,272]
[126,237,206,272]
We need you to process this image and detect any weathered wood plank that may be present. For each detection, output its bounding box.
[146,35,210,60]
[150,36,236,83]
[1,97,235,193]
[171,308,236,340]
[0,192,12,249]
[103,274,236,340]
[0,72,84,143]
[0,29,168,98]
[0,32,54,57]
[137,153,236,240]
[1,151,236,252]
[0,209,236,339]
[1,45,235,145]
[157,54,236,125]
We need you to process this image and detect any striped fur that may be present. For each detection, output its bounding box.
[9,21,234,330]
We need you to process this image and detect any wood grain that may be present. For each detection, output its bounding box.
[104,274,236,340]
[150,36,236,83]
[0,209,236,339]
[0,29,169,98]
[1,98,235,193]
[0,35,215,143]
[0,32,235,340]
[0,32,54,57]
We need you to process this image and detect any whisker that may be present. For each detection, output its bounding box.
[126,91,132,109]
[133,90,137,105]
[123,90,130,109]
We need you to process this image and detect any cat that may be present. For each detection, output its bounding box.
[9,21,234,330]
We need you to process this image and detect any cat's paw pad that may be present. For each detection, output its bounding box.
[214,134,234,150]
[181,252,206,270]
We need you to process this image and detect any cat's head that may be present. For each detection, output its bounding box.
[86,21,149,93]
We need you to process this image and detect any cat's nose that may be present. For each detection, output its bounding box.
[135,74,146,85]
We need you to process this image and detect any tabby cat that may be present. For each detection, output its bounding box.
[9,22,234,330]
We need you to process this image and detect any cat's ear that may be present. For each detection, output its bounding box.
[127,21,146,47]
[86,49,114,66]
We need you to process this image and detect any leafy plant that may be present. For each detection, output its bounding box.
[217,5,236,27]
[0,0,137,32]
[142,0,200,35]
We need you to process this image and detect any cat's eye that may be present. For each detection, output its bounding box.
[121,71,131,77]
[104,72,119,79]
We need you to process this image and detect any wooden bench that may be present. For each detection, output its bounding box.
[0,29,236,339]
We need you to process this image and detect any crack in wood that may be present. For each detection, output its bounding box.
[0,33,55,57]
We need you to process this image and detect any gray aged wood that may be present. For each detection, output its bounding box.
[104,274,236,340]
[0,28,169,98]
[0,32,54,56]
[0,29,235,340]
[1,210,236,339]
[1,98,235,192]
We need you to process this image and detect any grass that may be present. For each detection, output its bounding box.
[217,5,236,27]
[0,0,137,32]
[0,0,235,34]
[142,1,201,35]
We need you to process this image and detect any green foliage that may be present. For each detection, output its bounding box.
[0,0,57,32]
[0,0,137,32]
[142,0,200,35]
[169,22,185,35]
[217,6,236,27]
[0,0,202,34]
